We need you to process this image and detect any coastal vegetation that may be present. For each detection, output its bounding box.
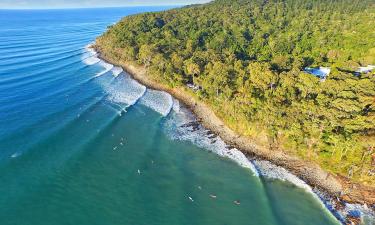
[96,0,375,185]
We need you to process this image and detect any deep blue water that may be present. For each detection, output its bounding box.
[0,7,340,225]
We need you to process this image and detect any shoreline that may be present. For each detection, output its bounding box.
[93,44,375,223]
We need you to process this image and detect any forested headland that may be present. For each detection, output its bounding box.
[96,0,375,185]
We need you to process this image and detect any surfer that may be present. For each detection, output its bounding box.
[234,200,240,205]
[209,194,217,199]
[188,196,194,202]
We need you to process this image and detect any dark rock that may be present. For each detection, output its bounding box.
[348,209,361,218]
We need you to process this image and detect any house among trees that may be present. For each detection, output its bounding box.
[186,83,201,92]
[356,65,375,74]
[304,67,331,80]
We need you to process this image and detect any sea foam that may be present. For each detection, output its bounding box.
[163,103,259,176]
[82,44,100,65]
[111,66,123,77]
[107,73,146,106]
[82,55,100,65]
[94,61,114,77]
[253,160,342,223]
[82,42,370,223]
[139,89,174,116]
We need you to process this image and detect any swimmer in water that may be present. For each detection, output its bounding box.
[137,169,141,174]
[234,200,240,205]
[197,186,202,190]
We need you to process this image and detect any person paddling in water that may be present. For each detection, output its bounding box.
[234,200,240,205]
[209,194,217,199]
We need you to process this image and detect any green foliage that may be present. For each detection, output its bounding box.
[96,0,375,185]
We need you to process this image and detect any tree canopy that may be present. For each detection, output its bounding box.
[96,0,375,185]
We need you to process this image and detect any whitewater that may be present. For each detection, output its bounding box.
[86,45,374,224]
[0,7,366,225]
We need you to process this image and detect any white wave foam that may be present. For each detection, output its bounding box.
[82,44,100,65]
[11,152,21,158]
[84,44,96,55]
[172,98,180,113]
[161,99,357,224]
[253,160,311,189]
[253,160,342,223]
[139,89,174,116]
[82,55,100,65]
[112,67,123,77]
[94,61,114,77]
[107,73,146,106]
[163,105,259,176]
[344,203,375,224]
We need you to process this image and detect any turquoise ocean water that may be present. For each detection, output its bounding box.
[0,7,340,225]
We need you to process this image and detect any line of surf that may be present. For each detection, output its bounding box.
[84,44,183,118]
[163,102,260,176]
[161,100,350,224]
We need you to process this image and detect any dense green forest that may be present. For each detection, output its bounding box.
[96,0,375,185]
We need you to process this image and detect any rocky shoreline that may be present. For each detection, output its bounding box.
[93,44,375,224]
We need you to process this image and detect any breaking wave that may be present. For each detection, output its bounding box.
[81,44,100,65]
[82,56,100,65]
[161,102,351,224]
[106,73,147,107]
[82,44,174,117]
[139,89,174,117]
[163,103,259,176]
[94,61,114,77]
[253,160,311,190]
[81,43,370,224]
[111,66,123,77]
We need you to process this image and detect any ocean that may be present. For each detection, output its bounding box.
[0,7,340,225]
